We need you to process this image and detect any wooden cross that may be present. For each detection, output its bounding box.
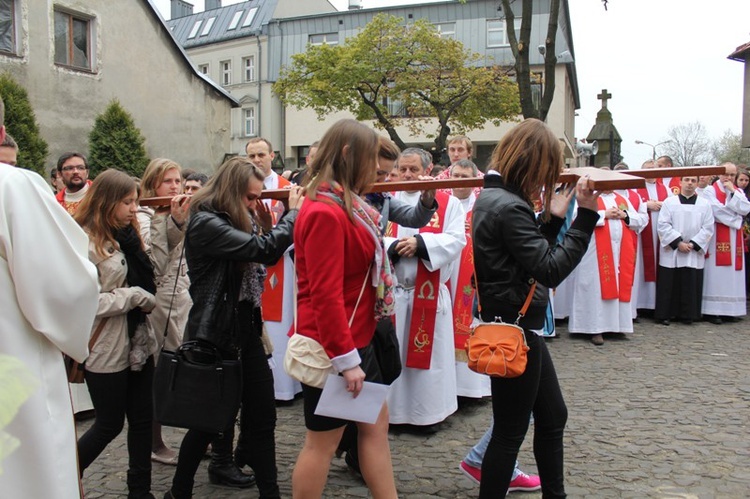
[139,165,727,206]
[597,88,612,109]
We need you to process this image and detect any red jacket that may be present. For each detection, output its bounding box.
[294,198,376,372]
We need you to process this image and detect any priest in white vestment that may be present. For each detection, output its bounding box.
[249,137,302,401]
[567,192,643,345]
[655,176,714,324]
[617,188,651,320]
[0,163,99,498]
[631,160,674,313]
[448,160,490,399]
[385,149,466,426]
[701,163,750,321]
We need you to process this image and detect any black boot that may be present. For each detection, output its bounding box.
[207,458,256,489]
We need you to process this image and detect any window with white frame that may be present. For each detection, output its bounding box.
[309,33,339,46]
[486,18,521,47]
[244,108,255,137]
[243,56,255,82]
[198,63,209,75]
[434,22,455,40]
[221,60,231,86]
[0,0,16,55]
[54,9,93,70]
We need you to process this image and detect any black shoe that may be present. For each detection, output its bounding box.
[657,319,670,326]
[207,462,256,489]
[722,315,740,323]
[704,315,723,325]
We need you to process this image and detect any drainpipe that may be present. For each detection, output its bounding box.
[256,34,262,139]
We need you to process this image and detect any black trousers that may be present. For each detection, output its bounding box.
[479,332,568,498]
[170,305,279,498]
[78,357,154,499]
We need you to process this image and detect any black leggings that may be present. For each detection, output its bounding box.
[78,357,154,499]
[479,332,568,498]
[170,305,279,499]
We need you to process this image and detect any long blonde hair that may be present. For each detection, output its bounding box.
[305,119,379,220]
[140,158,182,198]
[74,169,140,257]
[487,118,563,220]
[189,156,265,233]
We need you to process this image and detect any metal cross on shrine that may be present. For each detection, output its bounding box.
[139,165,727,206]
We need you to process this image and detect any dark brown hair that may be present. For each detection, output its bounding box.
[487,118,563,220]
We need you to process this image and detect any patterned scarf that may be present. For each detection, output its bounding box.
[318,181,395,319]
[239,216,268,308]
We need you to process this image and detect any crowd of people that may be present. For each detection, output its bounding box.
[2,87,748,499]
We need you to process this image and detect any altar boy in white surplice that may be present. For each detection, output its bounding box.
[385,149,466,428]
[447,160,490,399]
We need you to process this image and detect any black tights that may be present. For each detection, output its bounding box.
[170,305,279,498]
[479,332,568,498]
[78,358,154,499]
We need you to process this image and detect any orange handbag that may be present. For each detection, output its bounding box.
[465,283,535,378]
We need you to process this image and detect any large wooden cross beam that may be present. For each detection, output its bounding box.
[139,165,727,206]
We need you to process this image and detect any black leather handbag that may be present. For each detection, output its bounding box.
[153,340,242,434]
[152,245,242,434]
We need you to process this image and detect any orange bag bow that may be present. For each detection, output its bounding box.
[465,282,536,378]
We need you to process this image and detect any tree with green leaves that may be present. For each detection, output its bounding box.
[273,13,520,154]
[88,99,149,177]
[0,73,49,174]
[713,129,750,166]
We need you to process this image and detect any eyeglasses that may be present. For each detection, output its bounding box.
[61,165,87,172]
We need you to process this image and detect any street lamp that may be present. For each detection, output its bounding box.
[635,140,670,161]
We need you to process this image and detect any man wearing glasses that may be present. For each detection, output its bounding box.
[55,152,92,214]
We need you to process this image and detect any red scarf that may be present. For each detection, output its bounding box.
[594,194,637,302]
[713,182,744,270]
[636,182,668,282]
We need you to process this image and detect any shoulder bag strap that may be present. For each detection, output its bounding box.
[161,241,185,349]
[89,316,109,351]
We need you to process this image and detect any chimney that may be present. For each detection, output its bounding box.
[348,0,362,10]
[171,0,194,19]
[205,0,222,11]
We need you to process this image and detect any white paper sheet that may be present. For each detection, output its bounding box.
[314,374,389,424]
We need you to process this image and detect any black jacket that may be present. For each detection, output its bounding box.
[471,174,599,329]
[184,207,297,356]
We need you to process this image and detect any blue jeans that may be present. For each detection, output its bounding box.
[465,422,520,481]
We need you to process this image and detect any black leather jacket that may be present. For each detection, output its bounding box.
[184,206,297,356]
[472,174,599,329]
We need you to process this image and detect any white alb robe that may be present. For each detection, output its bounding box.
[657,195,714,269]
[449,194,490,398]
[0,164,99,498]
[634,183,673,311]
[567,193,642,335]
[386,191,466,425]
[701,183,750,316]
[263,171,301,400]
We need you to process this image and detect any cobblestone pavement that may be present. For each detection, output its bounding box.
[78,318,750,498]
